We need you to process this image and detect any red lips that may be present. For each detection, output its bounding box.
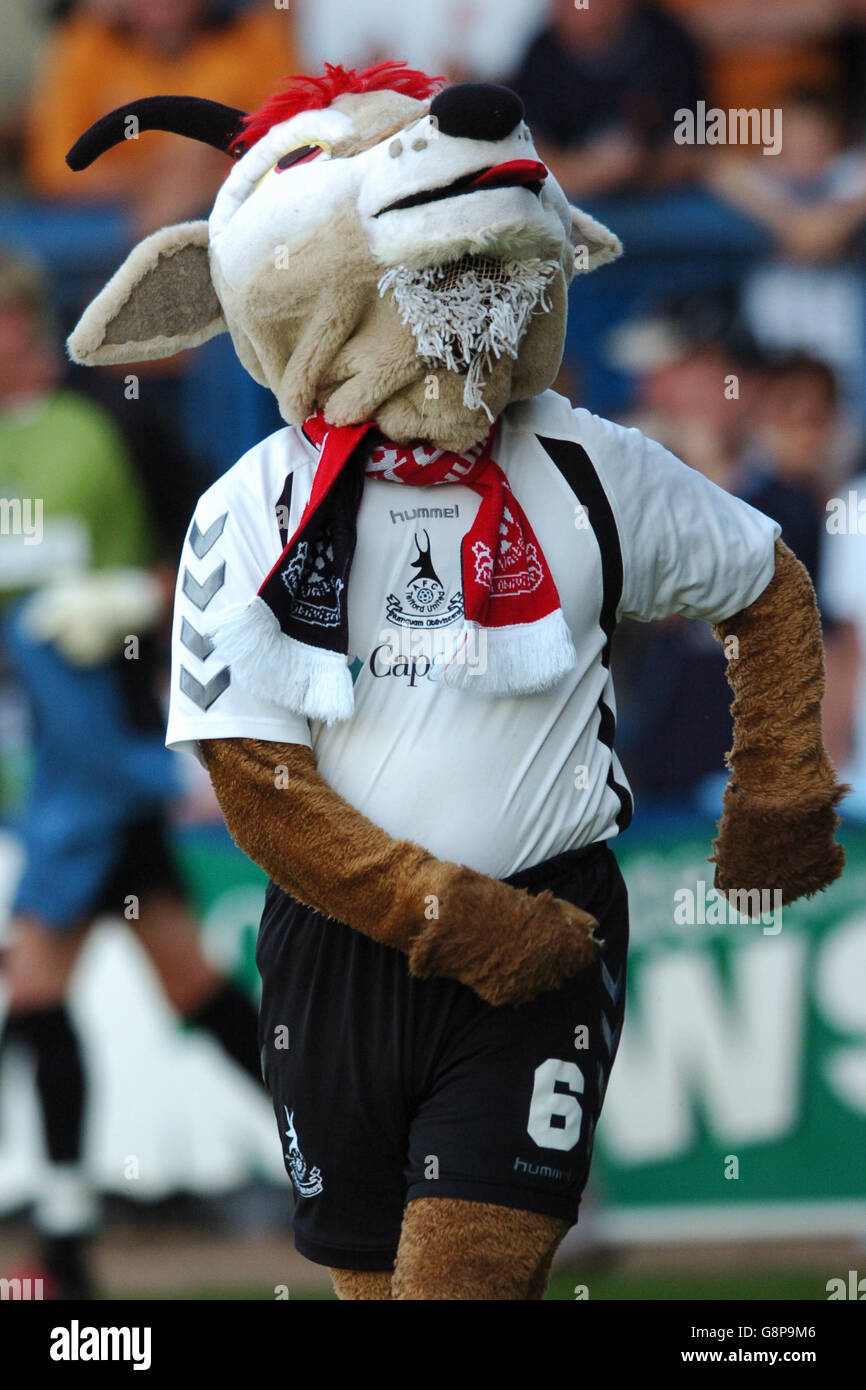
[467,159,548,192]
[375,158,549,217]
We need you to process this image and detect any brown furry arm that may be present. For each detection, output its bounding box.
[711,539,847,904]
[200,737,597,1006]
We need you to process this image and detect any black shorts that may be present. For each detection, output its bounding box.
[90,815,188,921]
[256,841,629,1271]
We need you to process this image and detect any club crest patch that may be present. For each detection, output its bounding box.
[283,1106,324,1198]
[385,529,463,628]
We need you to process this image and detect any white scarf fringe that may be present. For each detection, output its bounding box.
[211,597,354,724]
[214,599,576,720]
[444,609,576,696]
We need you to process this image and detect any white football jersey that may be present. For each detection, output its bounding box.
[166,390,779,877]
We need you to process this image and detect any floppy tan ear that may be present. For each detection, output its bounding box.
[67,220,226,366]
[570,206,623,275]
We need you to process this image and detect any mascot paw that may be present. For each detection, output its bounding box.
[409,866,599,1007]
[711,783,848,908]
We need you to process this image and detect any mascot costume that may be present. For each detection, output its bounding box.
[65,64,846,1300]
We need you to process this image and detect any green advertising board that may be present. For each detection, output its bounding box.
[175,817,866,1241]
[593,819,866,1240]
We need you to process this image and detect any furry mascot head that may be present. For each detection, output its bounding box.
[67,63,620,452]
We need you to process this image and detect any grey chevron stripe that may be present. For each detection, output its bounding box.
[600,1012,622,1056]
[181,617,215,661]
[189,513,227,558]
[601,961,623,1004]
[182,562,225,611]
[597,1060,606,1099]
[180,664,230,711]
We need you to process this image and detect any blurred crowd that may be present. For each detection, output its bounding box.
[2,0,866,817]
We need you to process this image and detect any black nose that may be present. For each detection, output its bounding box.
[429,83,524,143]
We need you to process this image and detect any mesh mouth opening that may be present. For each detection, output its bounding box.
[378,256,559,417]
[423,254,513,291]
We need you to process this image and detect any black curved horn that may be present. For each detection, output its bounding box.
[66,95,248,170]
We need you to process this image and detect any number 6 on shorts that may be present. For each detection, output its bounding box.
[527,1058,584,1150]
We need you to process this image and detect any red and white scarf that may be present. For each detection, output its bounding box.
[215,413,576,722]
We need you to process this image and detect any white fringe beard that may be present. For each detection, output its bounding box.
[378,256,558,420]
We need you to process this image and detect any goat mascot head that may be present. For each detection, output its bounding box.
[67,63,621,453]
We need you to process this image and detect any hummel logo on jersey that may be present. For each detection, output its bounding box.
[283,1106,323,1198]
[513,1157,575,1182]
[385,530,463,629]
[389,504,460,524]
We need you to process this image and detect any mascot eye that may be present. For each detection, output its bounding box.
[275,143,328,172]
[254,141,332,193]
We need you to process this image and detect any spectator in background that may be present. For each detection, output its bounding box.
[661,0,839,111]
[608,304,751,801]
[296,0,540,85]
[511,0,703,198]
[705,86,866,265]
[738,352,844,585]
[0,0,53,191]
[822,472,866,818]
[608,294,752,488]
[24,0,298,237]
[0,250,263,1298]
[704,86,866,410]
[609,300,829,802]
[834,0,866,139]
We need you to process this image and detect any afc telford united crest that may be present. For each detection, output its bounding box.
[386,530,463,629]
[283,1106,324,1198]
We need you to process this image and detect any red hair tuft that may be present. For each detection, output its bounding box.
[231,61,445,154]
